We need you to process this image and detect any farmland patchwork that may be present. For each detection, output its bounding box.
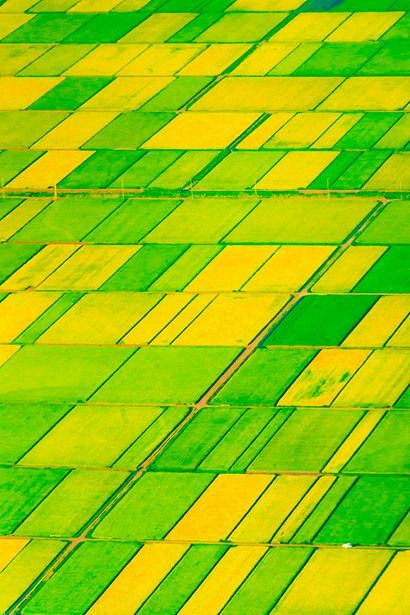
[0,0,409,613]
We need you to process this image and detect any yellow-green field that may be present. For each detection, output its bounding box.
[0,0,409,613]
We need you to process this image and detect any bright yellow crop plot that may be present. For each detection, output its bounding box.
[321,77,410,111]
[185,245,275,291]
[192,76,342,111]
[232,43,296,75]
[174,294,288,346]
[88,543,188,615]
[0,76,61,109]
[6,150,92,189]
[179,43,250,76]
[143,111,260,149]
[243,245,334,292]
[168,474,272,541]
[256,150,338,189]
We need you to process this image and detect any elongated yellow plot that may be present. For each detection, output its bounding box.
[244,245,334,292]
[179,546,267,615]
[0,245,78,291]
[168,474,272,541]
[334,349,410,407]
[180,43,251,76]
[256,151,338,189]
[39,245,138,291]
[275,548,392,614]
[342,296,410,347]
[312,246,386,293]
[0,76,61,110]
[186,245,275,292]
[266,112,339,148]
[0,198,50,241]
[357,551,410,615]
[143,112,260,149]
[233,43,295,75]
[192,76,342,112]
[82,76,173,110]
[237,112,294,148]
[0,539,28,574]
[0,0,38,11]
[175,294,288,346]
[152,294,215,345]
[323,411,384,473]
[387,315,410,347]
[7,150,92,190]
[39,292,160,345]
[65,45,147,76]
[313,113,362,148]
[0,292,59,343]
[327,12,403,42]
[0,344,19,366]
[121,13,195,43]
[70,0,122,11]
[123,293,192,344]
[0,14,32,39]
[121,43,203,76]
[87,543,188,615]
[273,476,335,542]
[231,475,315,542]
[279,349,370,407]
[271,12,348,41]
[321,77,410,111]
[33,112,118,149]
[229,0,304,8]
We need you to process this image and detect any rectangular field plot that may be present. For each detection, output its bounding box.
[225,196,376,243]
[0,345,133,402]
[91,346,240,405]
[264,295,377,346]
[20,404,188,469]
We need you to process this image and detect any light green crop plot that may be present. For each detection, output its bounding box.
[0,1,408,613]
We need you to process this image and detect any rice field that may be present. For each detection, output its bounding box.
[0,0,409,613]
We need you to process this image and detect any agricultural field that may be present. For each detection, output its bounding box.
[0,0,409,613]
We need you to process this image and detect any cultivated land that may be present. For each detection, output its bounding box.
[0,0,409,613]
